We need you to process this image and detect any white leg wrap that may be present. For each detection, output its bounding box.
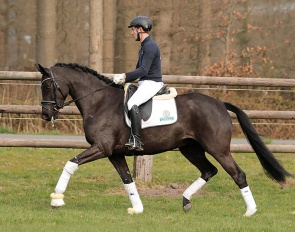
[124,182,143,214]
[183,177,207,200]
[55,161,78,194]
[240,186,257,217]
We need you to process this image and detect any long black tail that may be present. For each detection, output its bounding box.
[224,102,294,184]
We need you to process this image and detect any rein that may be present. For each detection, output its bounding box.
[62,82,113,107]
[41,67,114,111]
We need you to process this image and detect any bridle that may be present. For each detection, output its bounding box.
[41,67,113,113]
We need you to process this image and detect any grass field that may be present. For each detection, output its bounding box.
[0,147,294,232]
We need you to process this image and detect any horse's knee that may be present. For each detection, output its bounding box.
[64,161,78,174]
[70,156,79,164]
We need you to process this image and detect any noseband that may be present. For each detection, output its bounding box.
[41,67,114,113]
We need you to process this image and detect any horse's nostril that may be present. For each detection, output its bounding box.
[42,114,50,121]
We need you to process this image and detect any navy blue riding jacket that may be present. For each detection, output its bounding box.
[125,36,162,83]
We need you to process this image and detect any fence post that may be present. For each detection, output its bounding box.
[133,156,153,182]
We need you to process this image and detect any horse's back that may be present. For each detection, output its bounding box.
[175,92,230,122]
[174,92,232,151]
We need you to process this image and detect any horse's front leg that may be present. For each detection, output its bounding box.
[50,145,107,208]
[108,155,143,214]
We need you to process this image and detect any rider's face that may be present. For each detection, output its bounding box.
[130,27,138,40]
[130,27,145,41]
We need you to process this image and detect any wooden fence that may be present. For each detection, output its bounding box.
[1,71,295,87]
[0,104,294,119]
[1,71,295,181]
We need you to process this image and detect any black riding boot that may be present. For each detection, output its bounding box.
[125,105,144,151]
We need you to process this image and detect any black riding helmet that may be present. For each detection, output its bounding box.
[128,16,152,32]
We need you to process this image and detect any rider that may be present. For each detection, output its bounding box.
[113,16,164,151]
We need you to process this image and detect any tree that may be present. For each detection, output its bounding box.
[89,0,103,71]
[36,0,56,66]
[4,0,18,69]
[197,0,272,77]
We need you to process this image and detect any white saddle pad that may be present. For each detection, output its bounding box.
[125,98,177,129]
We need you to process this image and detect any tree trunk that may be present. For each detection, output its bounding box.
[197,0,211,94]
[0,1,7,69]
[200,0,211,70]
[103,0,116,73]
[5,0,18,69]
[36,0,56,66]
[89,0,103,72]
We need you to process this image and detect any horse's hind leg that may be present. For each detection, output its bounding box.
[213,150,257,217]
[179,143,218,212]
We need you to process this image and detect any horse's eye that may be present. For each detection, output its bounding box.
[41,85,51,90]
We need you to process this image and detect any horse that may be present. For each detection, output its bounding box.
[36,63,293,217]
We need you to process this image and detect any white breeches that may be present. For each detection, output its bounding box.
[127,80,164,110]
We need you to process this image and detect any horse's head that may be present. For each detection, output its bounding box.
[36,64,69,121]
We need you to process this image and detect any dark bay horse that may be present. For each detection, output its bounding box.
[36,63,293,216]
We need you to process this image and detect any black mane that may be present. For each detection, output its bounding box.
[54,63,124,89]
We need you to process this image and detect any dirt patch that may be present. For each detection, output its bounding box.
[140,183,208,198]
[139,183,187,198]
[107,183,206,198]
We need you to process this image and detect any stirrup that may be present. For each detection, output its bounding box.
[125,135,144,151]
[134,141,144,151]
[125,137,135,149]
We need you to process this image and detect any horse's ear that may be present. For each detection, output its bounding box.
[35,63,48,75]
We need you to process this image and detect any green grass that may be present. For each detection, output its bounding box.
[0,125,15,133]
[0,148,294,231]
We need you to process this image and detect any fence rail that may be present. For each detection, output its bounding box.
[1,71,295,87]
[0,136,294,153]
[1,105,294,120]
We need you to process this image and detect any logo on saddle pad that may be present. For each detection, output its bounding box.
[160,110,174,122]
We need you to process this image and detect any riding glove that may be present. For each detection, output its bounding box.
[113,73,126,85]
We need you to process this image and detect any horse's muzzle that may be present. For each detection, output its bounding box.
[41,106,59,121]
[41,113,51,121]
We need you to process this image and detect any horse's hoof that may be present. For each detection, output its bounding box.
[182,197,191,212]
[50,193,65,208]
[243,208,257,217]
[127,208,142,215]
[183,203,192,212]
[51,198,65,208]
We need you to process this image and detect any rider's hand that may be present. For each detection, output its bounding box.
[113,73,126,85]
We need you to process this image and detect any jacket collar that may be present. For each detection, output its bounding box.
[141,36,150,46]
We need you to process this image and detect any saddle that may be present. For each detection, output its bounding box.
[124,84,178,129]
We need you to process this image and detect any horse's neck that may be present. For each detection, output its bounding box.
[66,73,107,116]
[67,71,105,98]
